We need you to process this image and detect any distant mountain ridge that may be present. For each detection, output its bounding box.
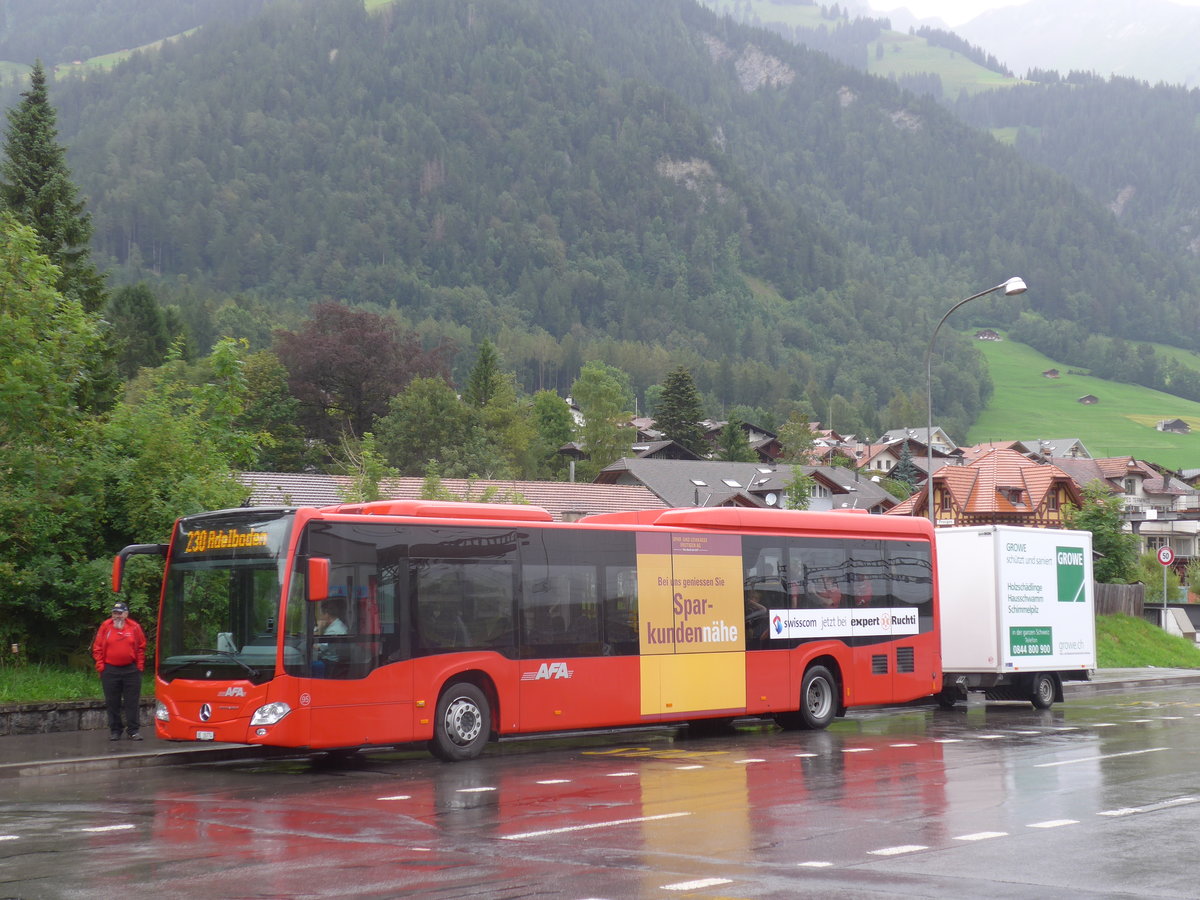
[957,0,1200,88]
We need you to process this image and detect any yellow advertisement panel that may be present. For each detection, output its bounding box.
[636,532,746,717]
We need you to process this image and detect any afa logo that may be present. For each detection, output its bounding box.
[520,661,575,681]
[217,686,246,698]
[773,615,783,635]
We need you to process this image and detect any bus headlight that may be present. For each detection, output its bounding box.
[250,701,292,726]
[155,700,170,722]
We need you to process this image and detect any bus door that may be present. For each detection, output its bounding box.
[293,523,414,748]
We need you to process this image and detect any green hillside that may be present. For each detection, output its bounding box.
[967,330,1200,468]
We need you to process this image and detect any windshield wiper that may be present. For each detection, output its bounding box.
[161,649,260,679]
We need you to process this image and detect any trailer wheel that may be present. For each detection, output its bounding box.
[429,681,491,762]
[798,665,838,730]
[1029,673,1056,710]
[937,688,960,709]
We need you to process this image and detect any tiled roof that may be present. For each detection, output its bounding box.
[236,472,667,521]
[887,449,1082,520]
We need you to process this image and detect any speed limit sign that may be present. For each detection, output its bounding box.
[1157,546,1175,566]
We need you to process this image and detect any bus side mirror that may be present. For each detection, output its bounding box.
[112,543,169,593]
[307,558,330,602]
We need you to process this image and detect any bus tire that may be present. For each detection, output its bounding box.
[1029,673,1056,710]
[429,681,491,762]
[798,665,837,730]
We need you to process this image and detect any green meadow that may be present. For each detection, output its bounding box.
[967,330,1200,469]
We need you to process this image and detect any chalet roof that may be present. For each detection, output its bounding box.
[887,448,1082,519]
[879,426,956,450]
[236,472,667,521]
[628,439,704,461]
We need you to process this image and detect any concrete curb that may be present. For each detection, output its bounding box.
[0,743,294,780]
[1063,672,1200,697]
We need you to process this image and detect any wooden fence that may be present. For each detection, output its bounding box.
[1094,582,1143,617]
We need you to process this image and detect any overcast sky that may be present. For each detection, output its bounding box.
[867,0,1200,27]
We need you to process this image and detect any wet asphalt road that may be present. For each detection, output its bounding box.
[4,689,1200,899]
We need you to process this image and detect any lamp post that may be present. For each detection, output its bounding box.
[925,277,1027,527]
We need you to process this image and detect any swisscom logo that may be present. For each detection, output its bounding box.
[1056,546,1086,603]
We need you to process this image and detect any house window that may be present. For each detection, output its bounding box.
[809,484,830,499]
[1124,478,1137,494]
[1048,491,1060,512]
[939,490,950,512]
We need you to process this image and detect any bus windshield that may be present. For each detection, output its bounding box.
[158,510,296,684]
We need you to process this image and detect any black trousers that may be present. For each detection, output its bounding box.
[101,664,142,735]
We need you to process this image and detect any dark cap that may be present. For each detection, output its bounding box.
[112,602,129,614]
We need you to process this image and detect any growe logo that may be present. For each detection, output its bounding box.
[520,661,574,681]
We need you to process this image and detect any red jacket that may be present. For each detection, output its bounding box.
[92,618,147,672]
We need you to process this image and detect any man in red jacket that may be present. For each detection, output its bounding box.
[91,601,148,741]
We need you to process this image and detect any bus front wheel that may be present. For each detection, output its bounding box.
[429,681,491,762]
[798,665,838,730]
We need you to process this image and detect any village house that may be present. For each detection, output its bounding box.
[886,448,1082,528]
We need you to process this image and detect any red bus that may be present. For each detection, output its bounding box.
[113,500,940,761]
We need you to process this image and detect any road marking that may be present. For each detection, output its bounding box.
[377,795,412,801]
[1034,747,1168,768]
[869,844,928,856]
[606,771,637,777]
[954,831,1008,841]
[890,742,917,748]
[1098,796,1199,817]
[1092,723,1116,727]
[675,765,705,770]
[1159,716,1183,720]
[934,738,962,743]
[794,752,818,757]
[798,861,833,868]
[977,734,1006,740]
[0,835,18,841]
[536,779,571,784]
[735,758,765,764]
[502,812,691,840]
[842,747,873,753]
[662,877,733,891]
[456,786,496,794]
[1013,730,1040,735]
[1028,819,1078,828]
[78,824,137,833]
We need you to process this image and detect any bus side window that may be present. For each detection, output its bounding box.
[602,565,639,655]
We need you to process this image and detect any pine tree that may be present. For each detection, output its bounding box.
[464,339,503,408]
[654,366,707,456]
[0,61,104,312]
[717,421,756,462]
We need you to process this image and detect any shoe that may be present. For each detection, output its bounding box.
[109,733,121,741]
[128,732,144,741]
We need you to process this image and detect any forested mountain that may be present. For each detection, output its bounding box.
[29,0,1200,440]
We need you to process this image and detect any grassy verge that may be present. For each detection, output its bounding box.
[0,664,155,704]
[2,615,1196,704]
[1095,613,1200,668]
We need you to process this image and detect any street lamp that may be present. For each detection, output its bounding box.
[925,277,1027,526]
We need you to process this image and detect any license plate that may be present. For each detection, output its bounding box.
[196,730,215,741]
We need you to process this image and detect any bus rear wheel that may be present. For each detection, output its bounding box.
[798,665,837,730]
[429,681,491,762]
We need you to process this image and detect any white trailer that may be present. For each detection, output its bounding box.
[935,525,1096,709]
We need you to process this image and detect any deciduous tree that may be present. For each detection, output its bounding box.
[273,302,453,450]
